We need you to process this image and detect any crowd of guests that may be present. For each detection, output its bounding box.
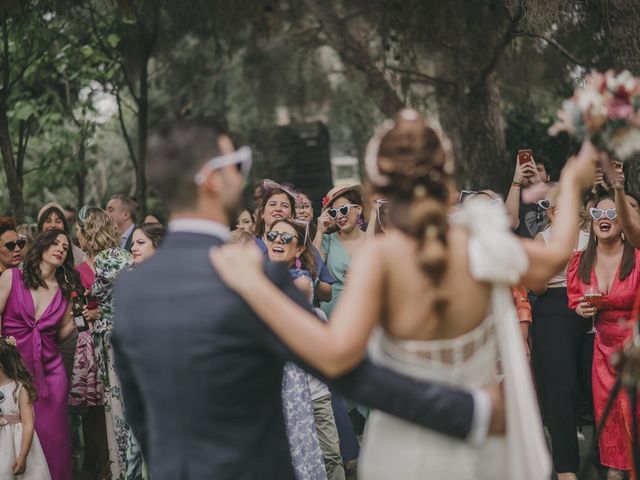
[0,142,638,480]
[229,149,639,480]
[0,197,166,479]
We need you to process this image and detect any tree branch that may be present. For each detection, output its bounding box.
[471,6,523,90]
[384,65,457,89]
[115,90,137,169]
[513,31,584,66]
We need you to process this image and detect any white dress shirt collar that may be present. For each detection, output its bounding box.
[120,223,136,248]
[168,218,230,241]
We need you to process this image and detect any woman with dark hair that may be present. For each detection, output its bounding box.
[212,109,598,479]
[131,223,167,264]
[314,185,365,319]
[0,216,25,274]
[0,229,80,480]
[38,202,85,266]
[529,185,591,480]
[266,218,344,480]
[254,186,297,240]
[567,195,640,479]
[235,208,256,234]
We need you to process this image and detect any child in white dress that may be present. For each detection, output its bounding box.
[0,336,51,480]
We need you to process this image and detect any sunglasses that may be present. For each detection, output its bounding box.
[328,204,359,219]
[194,146,253,185]
[266,230,299,245]
[375,198,389,226]
[537,199,551,210]
[589,208,617,220]
[4,239,26,251]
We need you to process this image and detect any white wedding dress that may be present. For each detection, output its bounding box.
[359,202,551,480]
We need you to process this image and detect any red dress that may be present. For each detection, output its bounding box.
[567,249,640,470]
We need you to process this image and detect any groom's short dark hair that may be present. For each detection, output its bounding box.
[146,118,225,211]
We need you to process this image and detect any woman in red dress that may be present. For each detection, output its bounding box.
[567,195,640,479]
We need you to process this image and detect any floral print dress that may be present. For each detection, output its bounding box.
[93,247,144,480]
[282,269,327,480]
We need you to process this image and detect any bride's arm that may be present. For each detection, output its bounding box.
[212,241,385,377]
[520,143,597,291]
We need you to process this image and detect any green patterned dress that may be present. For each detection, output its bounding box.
[93,247,145,480]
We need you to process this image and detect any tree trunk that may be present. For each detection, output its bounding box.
[75,132,87,209]
[596,0,640,198]
[436,72,509,190]
[429,0,514,192]
[0,104,24,222]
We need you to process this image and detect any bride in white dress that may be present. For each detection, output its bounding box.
[211,109,598,479]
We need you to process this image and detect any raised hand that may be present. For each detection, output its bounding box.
[563,141,599,190]
[209,244,265,295]
[513,156,539,185]
[317,210,334,235]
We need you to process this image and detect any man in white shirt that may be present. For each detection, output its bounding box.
[107,194,137,251]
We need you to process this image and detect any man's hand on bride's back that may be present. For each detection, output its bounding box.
[210,244,266,295]
[484,384,506,435]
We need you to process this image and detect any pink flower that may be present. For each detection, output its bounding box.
[608,98,634,119]
[322,196,330,207]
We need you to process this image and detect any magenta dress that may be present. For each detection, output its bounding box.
[1,268,72,480]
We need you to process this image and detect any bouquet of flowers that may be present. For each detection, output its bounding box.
[549,70,640,161]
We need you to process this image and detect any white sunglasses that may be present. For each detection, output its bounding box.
[589,208,617,221]
[328,204,359,219]
[194,146,253,185]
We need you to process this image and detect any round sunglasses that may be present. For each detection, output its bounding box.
[328,204,359,219]
[3,239,26,251]
[266,230,299,245]
[589,208,617,221]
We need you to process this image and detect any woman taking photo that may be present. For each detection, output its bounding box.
[0,229,80,480]
[531,187,590,480]
[314,184,365,319]
[568,195,640,480]
[212,109,598,480]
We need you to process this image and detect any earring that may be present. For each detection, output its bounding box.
[622,232,626,242]
[295,257,302,269]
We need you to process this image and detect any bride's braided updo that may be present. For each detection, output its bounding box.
[366,109,453,317]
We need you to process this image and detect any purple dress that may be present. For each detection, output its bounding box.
[1,268,72,480]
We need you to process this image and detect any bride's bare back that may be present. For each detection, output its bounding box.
[369,226,491,342]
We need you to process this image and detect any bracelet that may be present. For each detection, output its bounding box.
[511,181,524,188]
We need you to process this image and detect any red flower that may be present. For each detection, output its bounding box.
[322,196,330,207]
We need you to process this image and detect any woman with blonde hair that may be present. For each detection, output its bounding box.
[211,109,598,479]
[74,206,141,479]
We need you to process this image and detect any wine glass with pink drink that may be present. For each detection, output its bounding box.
[584,286,603,333]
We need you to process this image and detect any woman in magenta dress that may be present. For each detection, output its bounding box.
[0,229,80,480]
[567,195,640,479]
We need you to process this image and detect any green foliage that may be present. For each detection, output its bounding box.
[1,0,635,216]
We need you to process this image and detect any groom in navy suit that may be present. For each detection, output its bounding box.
[111,119,504,480]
